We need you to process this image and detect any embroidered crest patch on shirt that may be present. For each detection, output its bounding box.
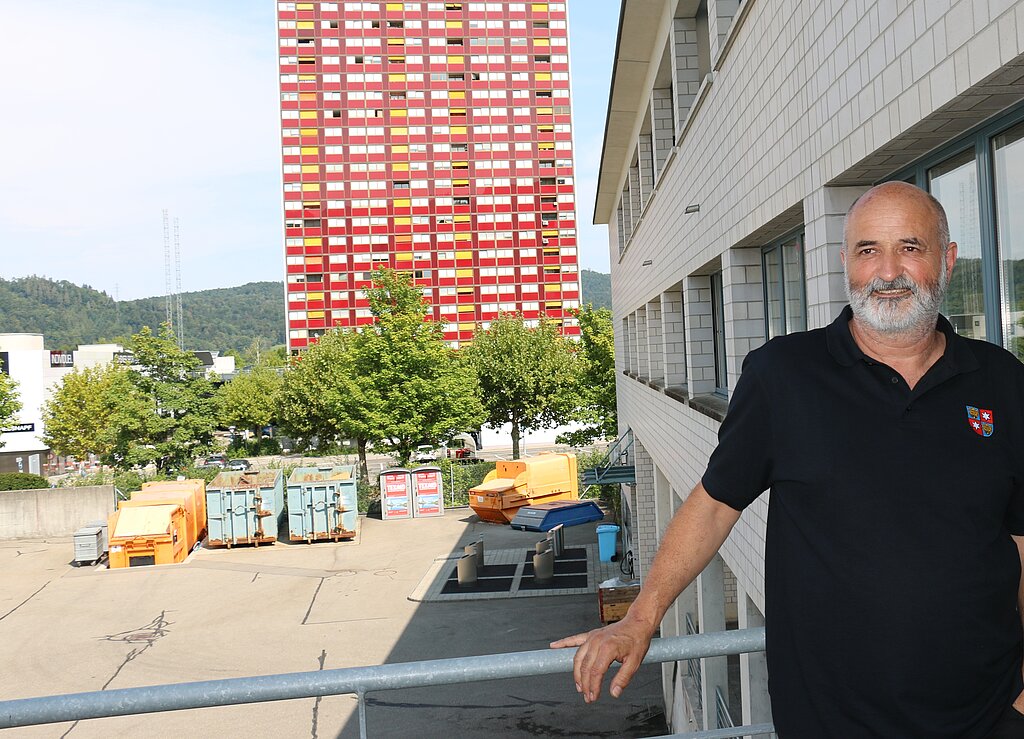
[966,405,994,437]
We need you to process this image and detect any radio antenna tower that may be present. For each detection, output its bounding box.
[173,217,184,349]
[162,209,173,328]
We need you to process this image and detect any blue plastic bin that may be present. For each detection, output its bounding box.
[596,524,620,562]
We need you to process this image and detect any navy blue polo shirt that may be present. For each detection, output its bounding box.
[702,306,1024,738]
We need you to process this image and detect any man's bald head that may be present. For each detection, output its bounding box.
[842,182,951,255]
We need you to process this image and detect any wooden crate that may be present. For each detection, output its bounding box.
[598,582,641,624]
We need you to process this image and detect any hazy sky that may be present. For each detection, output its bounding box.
[0,0,621,301]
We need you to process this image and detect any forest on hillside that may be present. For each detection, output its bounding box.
[0,270,611,353]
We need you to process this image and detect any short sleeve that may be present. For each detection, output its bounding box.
[701,350,774,511]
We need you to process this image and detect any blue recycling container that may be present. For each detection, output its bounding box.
[596,524,620,562]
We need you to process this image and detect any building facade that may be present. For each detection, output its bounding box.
[598,0,1024,732]
[0,335,124,475]
[277,0,582,353]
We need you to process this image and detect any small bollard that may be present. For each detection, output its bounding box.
[547,524,565,557]
[476,536,485,566]
[457,553,478,587]
[465,542,483,573]
[533,547,554,584]
[535,540,548,554]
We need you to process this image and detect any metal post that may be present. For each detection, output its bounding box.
[357,690,367,739]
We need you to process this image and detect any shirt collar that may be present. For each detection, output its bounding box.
[825,304,980,373]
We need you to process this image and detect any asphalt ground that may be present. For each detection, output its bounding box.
[0,510,666,738]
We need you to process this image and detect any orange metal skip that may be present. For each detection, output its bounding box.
[469,453,579,524]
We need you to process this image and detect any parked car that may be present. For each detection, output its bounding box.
[205,453,228,468]
[227,458,252,472]
[412,444,439,463]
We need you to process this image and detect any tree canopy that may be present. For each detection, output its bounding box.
[42,325,218,471]
[466,314,577,459]
[0,372,22,449]
[557,305,618,447]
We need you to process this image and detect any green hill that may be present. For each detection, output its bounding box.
[0,270,611,353]
[580,269,610,311]
[0,277,285,353]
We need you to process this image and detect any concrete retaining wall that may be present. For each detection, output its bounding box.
[0,485,116,539]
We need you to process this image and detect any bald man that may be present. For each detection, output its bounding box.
[554,183,1024,738]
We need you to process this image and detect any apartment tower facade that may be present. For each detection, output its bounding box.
[277,0,580,353]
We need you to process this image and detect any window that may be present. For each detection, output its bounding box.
[928,150,985,341]
[762,232,806,340]
[711,271,727,395]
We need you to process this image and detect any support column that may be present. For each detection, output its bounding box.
[684,274,715,396]
[661,287,686,392]
[636,305,650,381]
[721,247,765,391]
[803,186,868,329]
[632,439,657,580]
[651,88,674,178]
[622,186,634,244]
[628,159,642,228]
[639,132,655,210]
[708,0,740,64]
[626,312,638,376]
[619,316,631,375]
[646,297,664,386]
[739,591,772,729]
[698,554,728,729]
[671,17,702,125]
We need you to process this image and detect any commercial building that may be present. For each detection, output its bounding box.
[598,0,1024,732]
[277,0,581,352]
[0,335,123,475]
[0,336,235,476]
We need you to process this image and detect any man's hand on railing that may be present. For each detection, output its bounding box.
[549,614,655,704]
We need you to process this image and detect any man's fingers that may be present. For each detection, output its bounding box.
[549,633,588,649]
[608,651,643,698]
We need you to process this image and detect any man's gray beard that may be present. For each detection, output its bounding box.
[844,267,947,335]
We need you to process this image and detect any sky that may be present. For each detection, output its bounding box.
[0,0,621,301]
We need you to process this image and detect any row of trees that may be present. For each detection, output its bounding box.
[40,269,616,478]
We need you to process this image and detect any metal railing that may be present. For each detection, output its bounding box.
[0,628,768,738]
[715,686,734,729]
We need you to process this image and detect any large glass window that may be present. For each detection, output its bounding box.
[762,232,806,340]
[993,121,1024,361]
[928,150,986,340]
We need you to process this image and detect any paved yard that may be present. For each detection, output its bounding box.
[0,511,665,738]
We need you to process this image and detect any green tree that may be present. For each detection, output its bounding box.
[42,363,138,462]
[557,305,617,447]
[467,314,578,459]
[353,269,484,465]
[127,325,219,471]
[0,372,22,449]
[218,365,284,443]
[278,328,382,479]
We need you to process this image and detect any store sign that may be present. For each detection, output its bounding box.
[0,352,8,375]
[49,350,74,368]
[113,351,134,365]
[1,423,34,433]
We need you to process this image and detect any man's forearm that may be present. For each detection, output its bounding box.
[625,481,742,633]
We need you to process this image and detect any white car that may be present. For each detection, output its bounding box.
[412,444,439,462]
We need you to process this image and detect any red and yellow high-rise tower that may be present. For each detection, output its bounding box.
[277,1,581,353]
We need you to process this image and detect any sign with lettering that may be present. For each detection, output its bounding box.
[1,423,35,433]
[49,350,74,368]
[379,469,412,520]
[412,467,444,518]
